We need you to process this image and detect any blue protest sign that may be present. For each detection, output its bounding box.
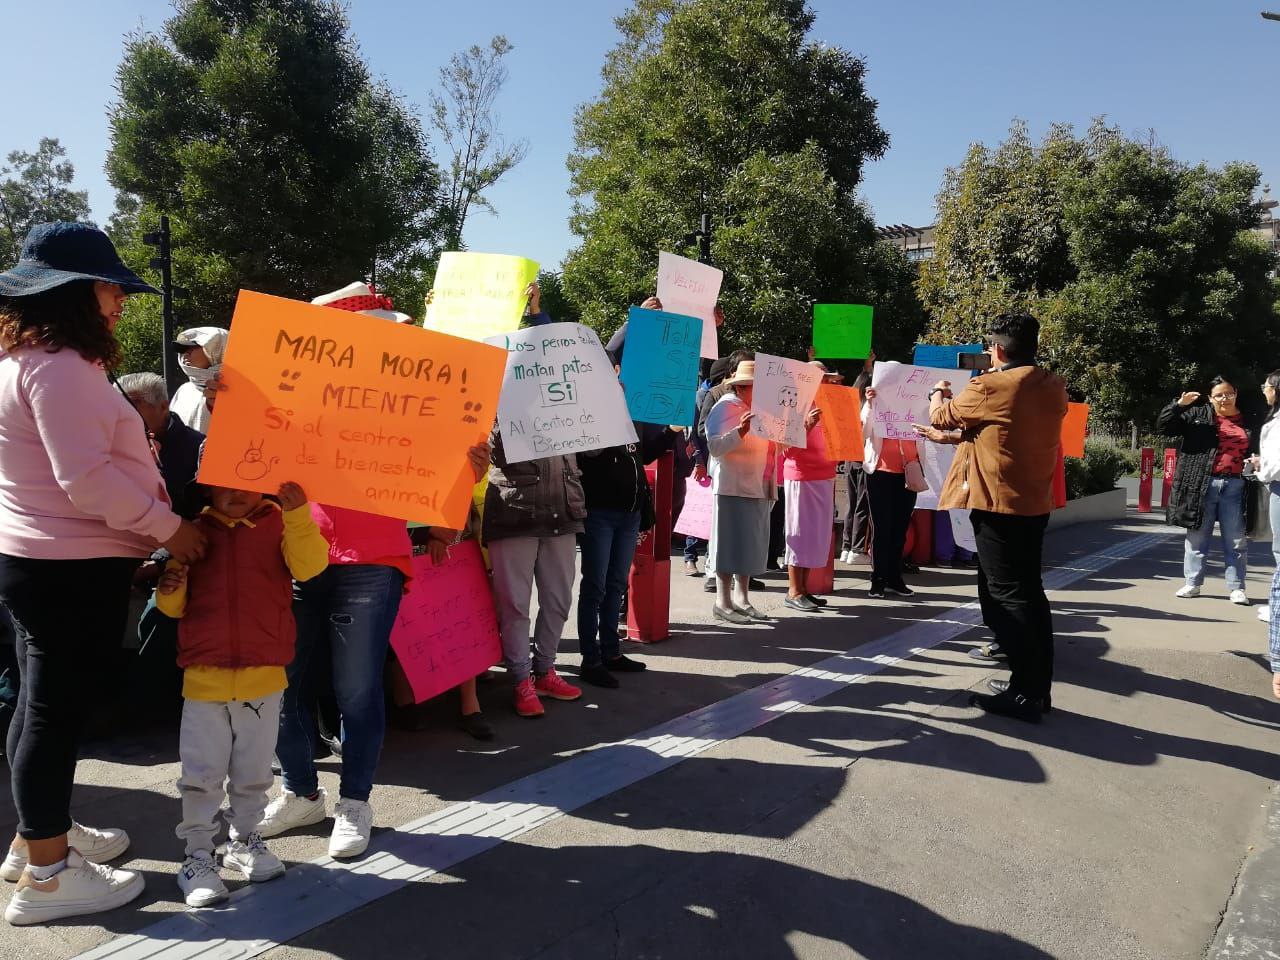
[912,343,983,369]
[619,306,701,425]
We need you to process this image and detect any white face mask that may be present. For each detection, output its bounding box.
[178,353,219,387]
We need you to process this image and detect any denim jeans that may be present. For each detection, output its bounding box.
[683,536,704,563]
[578,508,642,666]
[277,563,404,803]
[1183,476,1246,591]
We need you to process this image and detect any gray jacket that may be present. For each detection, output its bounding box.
[482,429,587,543]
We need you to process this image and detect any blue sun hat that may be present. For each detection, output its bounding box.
[0,222,160,297]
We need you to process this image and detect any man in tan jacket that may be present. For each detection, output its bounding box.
[929,313,1068,722]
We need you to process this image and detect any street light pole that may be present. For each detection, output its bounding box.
[142,215,188,395]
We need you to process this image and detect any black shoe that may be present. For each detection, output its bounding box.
[703,578,717,593]
[607,654,647,673]
[970,689,1045,723]
[868,580,886,599]
[901,561,921,574]
[803,594,828,607]
[750,578,766,590]
[886,581,915,597]
[271,754,281,776]
[459,711,495,741]
[391,702,434,732]
[987,678,1051,712]
[321,732,342,757]
[581,663,620,688]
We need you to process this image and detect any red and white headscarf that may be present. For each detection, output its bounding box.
[311,281,413,323]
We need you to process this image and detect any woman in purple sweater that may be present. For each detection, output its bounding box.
[0,223,206,926]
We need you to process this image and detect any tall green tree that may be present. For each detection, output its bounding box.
[430,35,528,252]
[919,120,1280,427]
[563,0,920,359]
[0,137,93,264]
[106,0,441,359]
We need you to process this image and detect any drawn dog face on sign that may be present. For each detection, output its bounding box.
[777,384,799,410]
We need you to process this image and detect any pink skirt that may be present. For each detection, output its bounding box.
[784,478,835,568]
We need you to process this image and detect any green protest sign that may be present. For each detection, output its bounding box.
[813,303,873,359]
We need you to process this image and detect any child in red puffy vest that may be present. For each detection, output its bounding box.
[156,480,327,908]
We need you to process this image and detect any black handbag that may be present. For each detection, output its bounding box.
[639,476,657,532]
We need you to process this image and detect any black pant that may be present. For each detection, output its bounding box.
[841,467,871,553]
[970,511,1053,698]
[867,470,917,585]
[0,554,138,840]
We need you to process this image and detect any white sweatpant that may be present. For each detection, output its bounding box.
[175,692,283,857]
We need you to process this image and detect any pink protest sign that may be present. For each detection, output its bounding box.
[389,539,502,704]
[673,476,714,540]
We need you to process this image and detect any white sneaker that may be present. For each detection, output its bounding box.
[224,832,285,882]
[1175,584,1201,599]
[1258,605,1271,623]
[4,849,144,926]
[1,822,130,882]
[838,550,852,563]
[257,787,328,839]
[176,852,227,908]
[1230,589,1250,606]
[848,552,872,567]
[329,798,373,859]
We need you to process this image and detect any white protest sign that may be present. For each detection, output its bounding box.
[487,322,637,464]
[868,361,955,441]
[917,433,974,550]
[917,438,953,511]
[749,353,823,448]
[656,251,722,359]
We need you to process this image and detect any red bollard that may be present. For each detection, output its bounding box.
[627,451,673,643]
[906,510,933,565]
[806,525,840,596]
[1137,447,1155,513]
[1160,448,1177,509]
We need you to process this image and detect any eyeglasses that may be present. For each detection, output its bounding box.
[1210,393,1237,402]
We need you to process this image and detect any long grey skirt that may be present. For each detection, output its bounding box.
[708,494,773,576]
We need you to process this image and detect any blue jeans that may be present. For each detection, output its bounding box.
[684,536,704,563]
[277,564,404,803]
[1184,476,1246,591]
[577,508,642,666]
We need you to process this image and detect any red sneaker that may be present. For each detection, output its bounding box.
[534,670,582,701]
[513,678,544,717]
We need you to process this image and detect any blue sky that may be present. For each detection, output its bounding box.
[3,0,1277,272]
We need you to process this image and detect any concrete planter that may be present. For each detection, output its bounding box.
[1048,487,1128,531]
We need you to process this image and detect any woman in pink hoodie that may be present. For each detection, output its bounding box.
[0,223,206,926]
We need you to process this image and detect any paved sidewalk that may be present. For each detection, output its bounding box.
[0,512,1277,959]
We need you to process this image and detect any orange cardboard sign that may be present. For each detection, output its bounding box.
[816,383,864,461]
[1061,402,1089,459]
[199,290,507,528]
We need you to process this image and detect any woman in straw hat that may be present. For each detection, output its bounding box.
[705,360,776,623]
[0,222,208,924]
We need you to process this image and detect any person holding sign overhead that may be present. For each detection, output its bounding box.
[706,361,777,623]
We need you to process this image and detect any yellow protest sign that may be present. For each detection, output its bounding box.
[424,251,540,342]
[198,290,507,529]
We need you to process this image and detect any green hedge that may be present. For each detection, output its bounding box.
[1065,440,1137,501]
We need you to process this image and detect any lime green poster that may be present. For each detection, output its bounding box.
[813,303,873,359]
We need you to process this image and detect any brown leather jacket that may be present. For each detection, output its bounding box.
[930,365,1068,516]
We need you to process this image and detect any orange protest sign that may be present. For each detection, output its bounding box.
[1061,402,1089,459]
[198,290,507,529]
[816,383,864,461]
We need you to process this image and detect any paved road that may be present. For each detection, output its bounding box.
[1,512,1277,960]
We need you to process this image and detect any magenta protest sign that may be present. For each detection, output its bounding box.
[389,539,502,703]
